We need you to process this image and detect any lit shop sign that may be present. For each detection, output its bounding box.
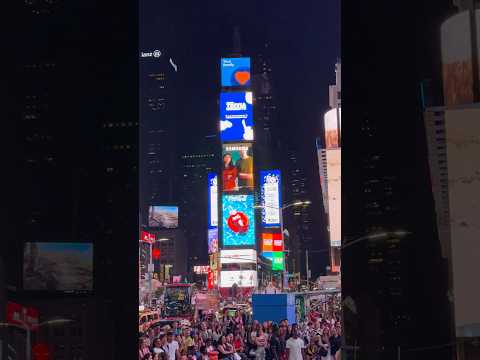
[220,92,254,142]
[260,170,282,227]
[208,173,218,228]
[220,249,257,264]
[208,228,219,254]
[221,57,251,87]
[222,194,255,247]
[210,253,219,271]
[194,266,210,275]
[6,302,39,331]
[220,270,257,288]
[140,50,162,58]
[140,231,155,243]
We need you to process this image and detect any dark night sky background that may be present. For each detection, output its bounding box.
[161,0,341,158]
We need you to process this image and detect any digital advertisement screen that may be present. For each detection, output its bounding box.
[222,143,254,192]
[220,249,257,264]
[208,173,218,228]
[222,194,255,247]
[262,251,284,271]
[220,92,254,142]
[260,170,282,227]
[208,228,219,254]
[326,149,341,247]
[221,57,251,87]
[23,242,93,292]
[220,270,257,288]
[262,232,283,252]
[148,205,179,228]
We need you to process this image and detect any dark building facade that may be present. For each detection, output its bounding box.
[178,135,219,271]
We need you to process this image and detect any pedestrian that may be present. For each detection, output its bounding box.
[255,327,267,360]
[140,337,152,360]
[286,326,305,360]
[268,324,281,360]
[166,331,181,360]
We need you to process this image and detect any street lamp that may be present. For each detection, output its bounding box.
[254,200,311,292]
[0,318,73,360]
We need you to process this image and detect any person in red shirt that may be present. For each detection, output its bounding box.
[222,153,238,191]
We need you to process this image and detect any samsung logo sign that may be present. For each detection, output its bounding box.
[140,50,162,58]
[226,101,247,111]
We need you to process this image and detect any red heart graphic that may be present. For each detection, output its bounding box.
[234,71,250,85]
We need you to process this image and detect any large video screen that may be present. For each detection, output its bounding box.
[208,173,218,228]
[220,270,257,288]
[148,205,179,228]
[260,170,282,227]
[23,242,93,292]
[220,92,254,142]
[222,194,255,247]
[222,143,254,192]
[208,228,219,254]
[221,57,251,87]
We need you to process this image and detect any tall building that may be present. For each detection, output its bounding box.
[179,135,219,269]
[282,148,317,278]
[317,62,341,274]
[252,42,280,170]
[421,5,480,357]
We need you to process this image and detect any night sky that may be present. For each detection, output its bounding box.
[151,0,340,154]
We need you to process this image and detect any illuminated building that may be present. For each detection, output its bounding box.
[317,62,341,274]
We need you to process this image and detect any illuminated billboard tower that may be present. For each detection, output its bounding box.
[217,53,258,298]
[317,62,341,273]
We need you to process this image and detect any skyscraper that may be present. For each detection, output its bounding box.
[317,62,341,274]
[179,135,219,268]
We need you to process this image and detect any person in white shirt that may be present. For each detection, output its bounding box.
[165,331,180,360]
[286,327,305,360]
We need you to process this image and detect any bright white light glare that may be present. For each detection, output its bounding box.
[245,92,253,104]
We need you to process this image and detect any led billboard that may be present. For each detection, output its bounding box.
[148,206,179,228]
[260,170,282,227]
[220,249,257,264]
[221,57,251,87]
[445,107,480,337]
[23,242,93,292]
[222,194,255,247]
[222,143,254,192]
[326,149,341,247]
[271,252,284,271]
[220,92,254,142]
[208,173,218,228]
[208,228,219,254]
[220,270,257,288]
[324,108,341,149]
[262,232,283,252]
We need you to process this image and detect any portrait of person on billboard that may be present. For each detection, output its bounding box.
[222,143,254,192]
[222,152,238,192]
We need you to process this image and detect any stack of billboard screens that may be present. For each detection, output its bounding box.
[222,194,255,247]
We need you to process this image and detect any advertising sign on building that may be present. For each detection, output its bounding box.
[221,57,251,87]
[208,173,218,228]
[260,170,282,227]
[194,266,210,275]
[222,194,255,246]
[208,228,219,254]
[140,231,155,243]
[220,270,257,288]
[262,232,283,252]
[220,249,257,264]
[148,206,179,229]
[222,143,254,192]
[6,302,39,331]
[220,92,254,142]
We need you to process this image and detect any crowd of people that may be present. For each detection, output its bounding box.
[139,310,342,360]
